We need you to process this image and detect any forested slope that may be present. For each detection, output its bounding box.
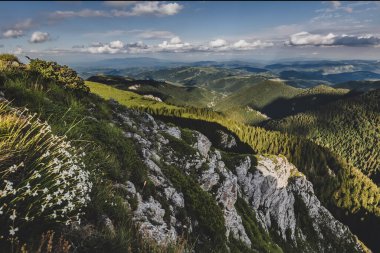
[265,89,380,183]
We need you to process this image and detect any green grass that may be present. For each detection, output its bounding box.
[86,80,181,111]
[0,102,91,242]
[0,69,186,252]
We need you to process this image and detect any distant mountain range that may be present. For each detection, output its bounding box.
[75,58,380,89]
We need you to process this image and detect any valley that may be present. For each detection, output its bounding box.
[1,1,380,252]
[0,56,379,253]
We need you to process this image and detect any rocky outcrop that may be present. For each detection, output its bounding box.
[235,155,365,252]
[216,130,237,149]
[111,104,367,252]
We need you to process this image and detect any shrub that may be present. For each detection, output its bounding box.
[0,54,20,63]
[0,54,22,71]
[0,102,92,240]
[27,58,89,93]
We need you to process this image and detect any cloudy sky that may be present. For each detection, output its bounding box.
[1,1,380,63]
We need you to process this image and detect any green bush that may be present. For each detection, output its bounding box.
[0,54,20,63]
[27,58,89,93]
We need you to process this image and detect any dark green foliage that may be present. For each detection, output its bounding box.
[235,198,283,253]
[28,58,89,93]
[162,132,196,156]
[261,84,352,118]
[221,152,257,174]
[0,53,20,62]
[265,89,380,182]
[155,115,254,154]
[181,128,197,145]
[160,163,228,253]
[228,236,256,253]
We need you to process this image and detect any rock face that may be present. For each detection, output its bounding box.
[110,104,367,253]
[236,155,364,252]
[216,130,237,149]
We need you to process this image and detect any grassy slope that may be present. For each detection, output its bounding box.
[214,80,302,122]
[87,75,217,108]
[86,80,181,110]
[0,72,189,252]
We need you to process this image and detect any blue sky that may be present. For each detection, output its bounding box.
[1,1,380,63]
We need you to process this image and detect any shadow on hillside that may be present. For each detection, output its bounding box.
[330,206,380,253]
[261,90,361,119]
[154,115,254,154]
[87,75,165,89]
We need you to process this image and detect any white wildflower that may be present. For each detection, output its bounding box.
[9,227,18,236]
[9,210,16,220]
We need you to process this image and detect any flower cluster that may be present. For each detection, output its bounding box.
[0,102,92,239]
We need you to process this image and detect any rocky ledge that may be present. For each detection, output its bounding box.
[109,105,367,253]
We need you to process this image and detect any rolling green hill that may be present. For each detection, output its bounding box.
[214,79,302,114]
[134,66,241,86]
[133,66,275,93]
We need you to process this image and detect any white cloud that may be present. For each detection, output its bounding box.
[52,9,110,19]
[52,2,183,19]
[233,39,273,50]
[112,1,183,17]
[289,32,336,45]
[335,34,380,46]
[130,1,182,16]
[1,18,35,39]
[205,38,272,51]
[78,37,273,55]
[233,40,251,48]
[289,31,380,46]
[209,39,227,48]
[86,44,123,54]
[29,31,50,43]
[82,40,148,54]
[109,40,124,49]
[3,29,24,38]
[170,36,181,44]
[158,36,191,51]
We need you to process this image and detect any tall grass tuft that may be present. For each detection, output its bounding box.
[0,101,92,241]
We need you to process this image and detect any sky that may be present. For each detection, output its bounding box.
[0,1,380,64]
